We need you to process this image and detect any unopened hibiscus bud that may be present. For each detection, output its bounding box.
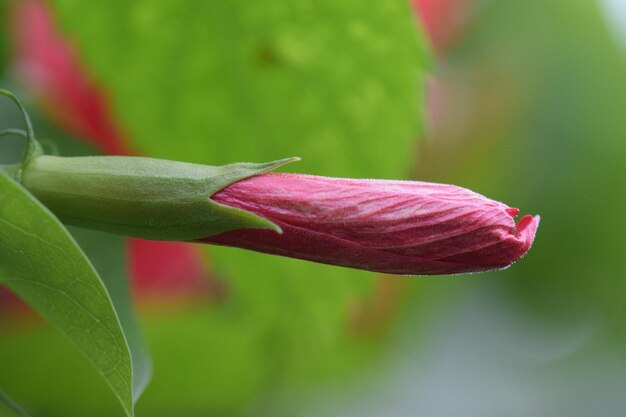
[203,174,539,275]
[21,153,539,275]
[5,84,538,275]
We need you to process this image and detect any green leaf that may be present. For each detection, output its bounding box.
[0,230,150,417]
[0,169,134,416]
[68,227,152,402]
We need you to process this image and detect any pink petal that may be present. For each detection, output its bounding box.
[205,173,539,275]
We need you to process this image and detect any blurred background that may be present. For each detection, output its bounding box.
[1,0,625,416]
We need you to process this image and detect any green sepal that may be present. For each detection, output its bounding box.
[21,155,298,241]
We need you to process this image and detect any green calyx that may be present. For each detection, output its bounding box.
[21,155,297,240]
[1,89,297,241]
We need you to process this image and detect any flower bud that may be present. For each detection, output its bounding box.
[20,153,539,275]
[203,173,539,275]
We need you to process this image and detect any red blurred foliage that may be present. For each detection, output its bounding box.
[11,0,128,155]
[412,0,471,51]
[129,239,225,302]
[0,287,29,314]
[6,0,212,303]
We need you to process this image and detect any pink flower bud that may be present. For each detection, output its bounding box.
[204,173,539,275]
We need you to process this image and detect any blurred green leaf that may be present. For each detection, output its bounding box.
[0,169,134,416]
[48,0,426,177]
[0,388,31,417]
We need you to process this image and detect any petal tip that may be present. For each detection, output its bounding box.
[510,214,540,262]
[506,207,520,217]
[515,214,540,241]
